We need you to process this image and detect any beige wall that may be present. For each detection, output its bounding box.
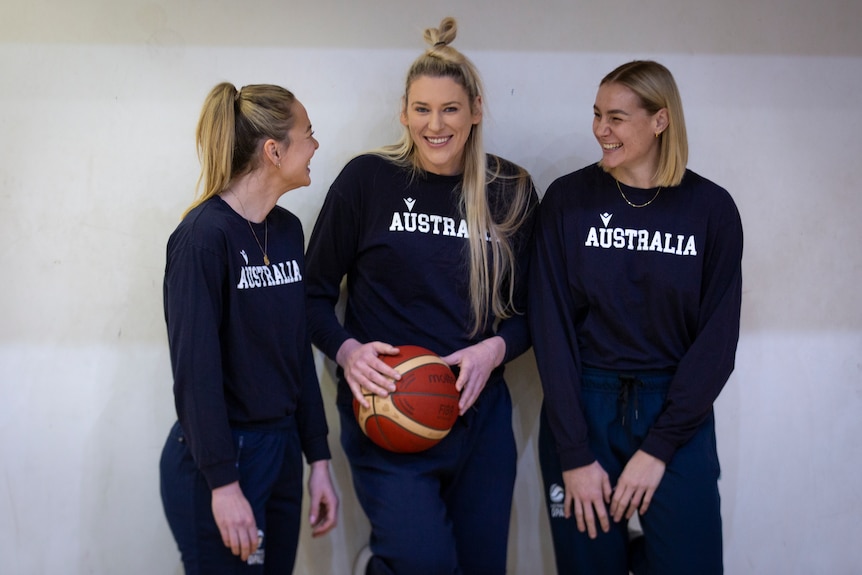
[1,1,861,573]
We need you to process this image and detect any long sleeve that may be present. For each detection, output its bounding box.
[497,183,539,364]
[529,182,596,470]
[295,319,332,463]
[164,236,239,489]
[305,167,360,361]
[640,195,743,462]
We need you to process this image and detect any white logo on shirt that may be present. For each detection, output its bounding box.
[585,213,697,256]
[389,198,469,238]
[236,259,303,289]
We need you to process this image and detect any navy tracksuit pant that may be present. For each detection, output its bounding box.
[339,379,517,575]
[159,419,304,574]
[539,368,723,575]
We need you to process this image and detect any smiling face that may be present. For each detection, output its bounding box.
[593,82,667,187]
[276,100,319,191]
[400,75,482,176]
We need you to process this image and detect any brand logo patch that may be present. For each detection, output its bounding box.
[549,483,566,518]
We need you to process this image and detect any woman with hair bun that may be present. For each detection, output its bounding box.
[159,82,338,574]
[531,60,742,574]
[306,17,537,575]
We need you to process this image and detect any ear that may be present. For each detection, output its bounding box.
[472,95,483,125]
[262,138,281,166]
[654,108,669,136]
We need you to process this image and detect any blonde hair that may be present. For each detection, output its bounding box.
[183,83,297,218]
[600,60,689,187]
[372,17,533,336]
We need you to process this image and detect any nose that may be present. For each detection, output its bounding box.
[429,111,444,131]
[593,117,608,136]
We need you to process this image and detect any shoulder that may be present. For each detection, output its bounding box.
[330,153,408,195]
[542,163,604,207]
[679,169,740,216]
[269,204,303,235]
[170,198,231,243]
[166,198,235,261]
[338,153,400,179]
[487,154,527,178]
[487,154,536,196]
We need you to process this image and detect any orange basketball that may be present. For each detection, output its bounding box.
[353,345,460,453]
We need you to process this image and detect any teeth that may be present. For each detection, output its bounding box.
[603,143,622,150]
[427,137,449,144]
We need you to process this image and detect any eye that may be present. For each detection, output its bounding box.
[444,106,459,113]
[414,105,429,113]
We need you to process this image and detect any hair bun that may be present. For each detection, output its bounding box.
[425,16,457,49]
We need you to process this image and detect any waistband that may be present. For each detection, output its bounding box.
[581,366,674,392]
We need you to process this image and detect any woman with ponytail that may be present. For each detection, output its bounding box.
[306,17,537,575]
[160,83,338,574]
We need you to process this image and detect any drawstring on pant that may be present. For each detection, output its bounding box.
[618,375,643,425]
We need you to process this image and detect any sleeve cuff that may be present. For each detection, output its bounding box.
[201,462,240,491]
[558,444,597,472]
[640,432,676,464]
[301,433,332,464]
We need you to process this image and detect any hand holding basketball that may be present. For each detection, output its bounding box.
[353,345,461,453]
[337,338,401,408]
[441,336,506,414]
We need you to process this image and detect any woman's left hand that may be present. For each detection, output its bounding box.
[307,460,339,537]
[441,336,505,415]
[610,449,666,522]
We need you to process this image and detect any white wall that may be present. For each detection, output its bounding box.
[1,1,860,574]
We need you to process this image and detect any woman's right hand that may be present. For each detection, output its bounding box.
[562,460,613,539]
[211,481,259,561]
[336,338,401,408]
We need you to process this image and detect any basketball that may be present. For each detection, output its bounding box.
[353,345,460,453]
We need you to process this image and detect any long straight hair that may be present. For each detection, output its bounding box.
[372,17,533,336]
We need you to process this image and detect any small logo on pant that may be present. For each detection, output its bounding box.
[247,530,265,565]
[549,483,565,518]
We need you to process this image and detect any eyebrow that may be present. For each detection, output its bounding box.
[594,105,631,116]
[411,100,461,107]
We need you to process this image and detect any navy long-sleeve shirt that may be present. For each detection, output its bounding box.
[529,164,742,469]
[163,197,330,489]
[305,154,537,394]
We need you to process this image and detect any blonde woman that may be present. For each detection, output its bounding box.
[531,61,742,574]
[160,83,338,574]
[306,17,537,575]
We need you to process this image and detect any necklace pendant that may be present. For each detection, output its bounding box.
[263,255,270,266]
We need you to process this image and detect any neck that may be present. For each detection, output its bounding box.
[221,174,279,223]
[611,166,659,189]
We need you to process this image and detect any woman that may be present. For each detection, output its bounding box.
[530,60,742,574]
[160,82,338,574]
[305,17,537,575]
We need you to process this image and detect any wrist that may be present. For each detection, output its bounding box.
[484,336,506,367]
[336,338,360,368]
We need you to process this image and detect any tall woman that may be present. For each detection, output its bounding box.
[305,17,537,575]
[530,61,742,574]
[160,83,338,574]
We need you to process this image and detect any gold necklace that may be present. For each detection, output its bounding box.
[232,190,270,265]
[616,178,661,208]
